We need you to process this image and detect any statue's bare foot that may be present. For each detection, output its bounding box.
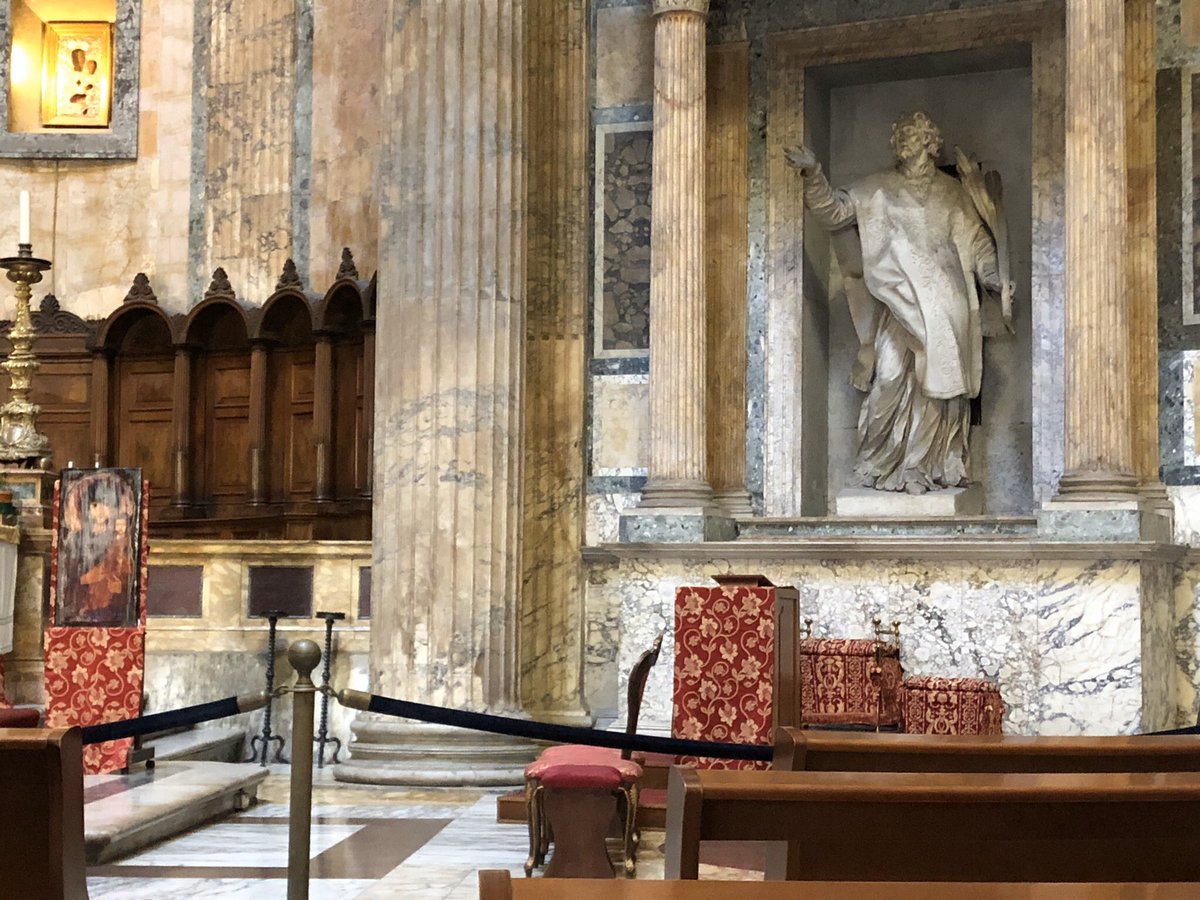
[904,482,928,495]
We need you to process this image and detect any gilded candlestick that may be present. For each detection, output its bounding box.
[0,243,53,466]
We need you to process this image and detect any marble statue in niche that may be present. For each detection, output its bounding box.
[786,111,1014,495]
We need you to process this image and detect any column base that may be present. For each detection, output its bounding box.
[619,505,737,543]
[333,717,538,786]
[714,489,754,517]
[1139,480,1175,530]
[520,707,595,728]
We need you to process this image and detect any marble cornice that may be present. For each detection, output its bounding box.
[150,539,371,560]
[583,539,1189,564]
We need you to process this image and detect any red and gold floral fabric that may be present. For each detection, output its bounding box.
[0,657,9,707]
[43,480,150,774]
[672,586,775,770]
[903,674,1004,735]
[800,637,904,728]
[43,627,145,772]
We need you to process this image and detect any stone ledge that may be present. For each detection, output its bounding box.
[583,538,1187,564]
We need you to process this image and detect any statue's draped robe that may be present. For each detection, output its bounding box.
[804,165,1000,492]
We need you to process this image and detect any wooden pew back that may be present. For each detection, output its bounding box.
[773,728,1200,773]
[664,766,1200,882]
[0,727,88,900]
[478,870,1200,899]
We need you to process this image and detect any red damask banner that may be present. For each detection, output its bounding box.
[672,585,775,771]
[44,476,150,774]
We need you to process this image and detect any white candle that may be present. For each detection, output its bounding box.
[19,191,29,245]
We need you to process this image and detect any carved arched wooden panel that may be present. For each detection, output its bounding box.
[262,298,315,502]
[112,312,174,510]
[189,305,251,509]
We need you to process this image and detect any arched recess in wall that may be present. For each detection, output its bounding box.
[257,290,317,504]
[317,281,367,500]
[96,305,177,515]
[183,299,253,513]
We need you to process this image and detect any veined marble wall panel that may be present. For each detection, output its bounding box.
[307,0,384,287]
[589,553,1178,736]
[585,492,640,547]
[1174,553,1200,724]
[595,3,654,109]
[143,539,371,753]
[203,0,298,300]
[1170,485,1200,544]
[0,0,193,319]
[592,375,650,476]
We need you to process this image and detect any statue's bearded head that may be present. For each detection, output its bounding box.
[889,112,942,168]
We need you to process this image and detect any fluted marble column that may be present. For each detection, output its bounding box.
[622,0,734,542]
[337,0,534,785]
[1125,0,1170,520]
[1056,0,1138,502]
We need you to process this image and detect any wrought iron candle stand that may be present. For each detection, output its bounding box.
[0,243,53,466]
[313,611,345,767]
[247,610,290,765]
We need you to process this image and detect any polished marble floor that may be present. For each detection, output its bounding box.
[83,767,758,899]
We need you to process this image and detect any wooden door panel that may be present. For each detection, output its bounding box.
[116,356,174,503]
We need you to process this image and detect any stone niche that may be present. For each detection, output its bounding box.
[819,56,1033,514]
[761,4,1063,518]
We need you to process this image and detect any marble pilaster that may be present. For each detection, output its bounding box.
[1126,0,1172,527]
[520,0,590,724]
[337,0,534,785]
[203,0,298,299]
[1054,0,1138,503]
[622,0,734,543]
[705,42,753,518]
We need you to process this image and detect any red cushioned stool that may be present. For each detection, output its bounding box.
[903,674,1004,735]
[523,635,661,877]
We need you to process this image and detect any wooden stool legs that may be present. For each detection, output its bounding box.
[541,787,618,878]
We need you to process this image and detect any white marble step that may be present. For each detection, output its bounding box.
[145,726,247,763]
[85,761,269,864]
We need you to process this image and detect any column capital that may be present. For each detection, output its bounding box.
[653,0,708,18]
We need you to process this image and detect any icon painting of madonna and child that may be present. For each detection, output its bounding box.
[55,468,144,628]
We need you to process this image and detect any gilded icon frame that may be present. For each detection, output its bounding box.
[40,21,113,128]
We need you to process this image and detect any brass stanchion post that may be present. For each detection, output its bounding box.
[286,639,320,900]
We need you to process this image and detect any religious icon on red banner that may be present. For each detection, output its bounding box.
[54,468,144,627]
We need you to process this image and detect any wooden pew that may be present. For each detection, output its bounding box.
[664,767,1200,882]
[0,727,88,900]
[773,728,1200,773]
[477,870,1200,899]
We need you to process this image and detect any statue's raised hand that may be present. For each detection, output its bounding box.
[785,144,818,174]
[1000,281,1016,334]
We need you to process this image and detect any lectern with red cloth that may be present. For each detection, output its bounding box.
[672,576,799,770]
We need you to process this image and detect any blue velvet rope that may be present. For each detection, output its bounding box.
[81,696,246,745]
[364,693,774,762]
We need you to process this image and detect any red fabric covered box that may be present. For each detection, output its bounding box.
[799,637,904,729]
[903,674,1004,735]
